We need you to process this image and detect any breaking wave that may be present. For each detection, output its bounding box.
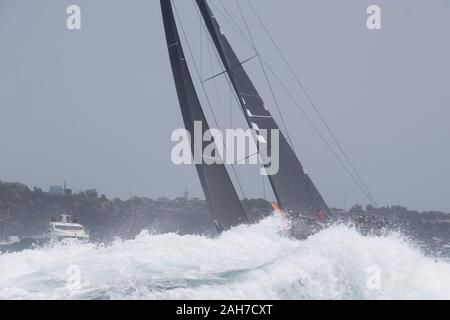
[1,216,450,300]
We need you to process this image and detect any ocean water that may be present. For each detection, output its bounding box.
[1,216,450,300]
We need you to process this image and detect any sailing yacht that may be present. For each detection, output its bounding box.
[161,0,329,239]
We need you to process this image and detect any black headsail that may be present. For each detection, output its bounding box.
[160,0,248,232]
[195,0,329,236]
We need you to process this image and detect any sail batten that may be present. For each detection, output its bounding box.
[160,0,248,232]
[195,0,329,225]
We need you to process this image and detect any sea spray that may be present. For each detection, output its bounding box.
[1,216,450,300]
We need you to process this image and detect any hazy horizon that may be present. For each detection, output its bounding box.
[1,0,449,212]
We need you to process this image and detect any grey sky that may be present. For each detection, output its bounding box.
[1,0,449,212]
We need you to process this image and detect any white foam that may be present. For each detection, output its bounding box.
[1,216,450,299]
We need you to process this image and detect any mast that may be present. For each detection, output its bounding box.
[160,0,248,232]
[195,0,329,222]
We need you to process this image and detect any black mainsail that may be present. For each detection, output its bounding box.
[195,0,329,235]
[160,0,248,232]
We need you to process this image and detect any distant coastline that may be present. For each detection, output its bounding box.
[0,181,270,241]
[1,180,450,250]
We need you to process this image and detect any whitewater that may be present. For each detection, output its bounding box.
[1,216,450,300]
